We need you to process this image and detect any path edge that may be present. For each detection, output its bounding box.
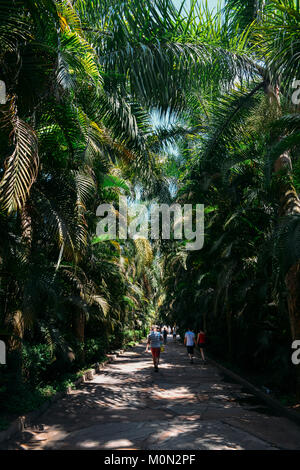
[175,339,300,427]
[0,343,142,444]
[199,352,300,427]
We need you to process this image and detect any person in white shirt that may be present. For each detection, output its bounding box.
[172,326,177,341]
[146,325,163,372]
[184,327,196,363]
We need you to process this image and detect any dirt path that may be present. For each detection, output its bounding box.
[4,337,300,450]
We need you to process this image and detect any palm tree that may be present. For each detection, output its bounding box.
[0,0,155,367]
[159,0,300,397]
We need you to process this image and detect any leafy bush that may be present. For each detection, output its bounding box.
[121,328,145,345]
[84,338,107,364]
[21,343,54,387]
[134,330,144,341]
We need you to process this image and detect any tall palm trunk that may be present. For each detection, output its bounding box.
[73,310,85,364]
[143,273,152,299]
[225,288,233,360]
[6,204,33,378]
[6,309,24,381]
[20,202,32,258]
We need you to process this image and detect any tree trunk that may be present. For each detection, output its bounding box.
[224,287,233,360]
[73,310,85,364]
[143,273,152,299]
[20,203,32,251]
[6,310,24,381]
[7,309,24,351]
[203,310,207,332]
[226,308,233,361]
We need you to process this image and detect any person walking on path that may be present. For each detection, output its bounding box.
[184,327,196,363]
[197,329,206,362]
[163,327,168,345]
[172,326,177,341]
[146,325,163,372]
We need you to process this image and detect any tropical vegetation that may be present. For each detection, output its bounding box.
[1,0,300,424]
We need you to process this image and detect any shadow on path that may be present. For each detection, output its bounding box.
[4,337,300,450]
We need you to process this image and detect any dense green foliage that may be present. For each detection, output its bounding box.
[1,0,300,424]
[159,0,300,399]
[0,0,164,419]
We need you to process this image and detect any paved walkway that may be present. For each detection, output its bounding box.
[5,337,300,450]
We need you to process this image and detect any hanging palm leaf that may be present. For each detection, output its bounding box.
[0,98,39,213]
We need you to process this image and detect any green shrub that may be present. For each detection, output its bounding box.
[84,338,107,364]
[21,343,54,386]
[134,330,143,341]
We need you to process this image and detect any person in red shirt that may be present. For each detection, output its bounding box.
[146,325,163,372]
[197,329,206,361]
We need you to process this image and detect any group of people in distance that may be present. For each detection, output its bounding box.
[146,325,206,371]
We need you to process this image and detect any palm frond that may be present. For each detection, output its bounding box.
[0,98,39,213]
[273,214,300,274]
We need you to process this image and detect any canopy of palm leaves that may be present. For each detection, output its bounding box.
[1,0,300,409]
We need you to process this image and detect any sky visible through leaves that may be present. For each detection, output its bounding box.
[173,0,223,11]
[151,1,225,194]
